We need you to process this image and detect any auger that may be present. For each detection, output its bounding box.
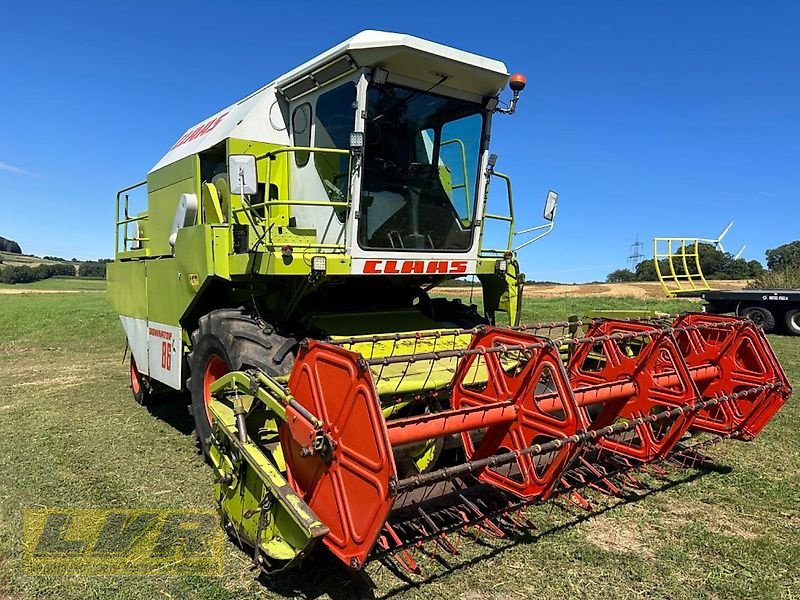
[107,31,791,578]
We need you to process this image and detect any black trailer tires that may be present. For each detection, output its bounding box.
[740,305,777,333]
[785,309,800,336]
[187,308,294,458]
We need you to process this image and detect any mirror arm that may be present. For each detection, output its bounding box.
[513,222,554,251]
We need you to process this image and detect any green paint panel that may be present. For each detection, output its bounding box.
[107,259,147,318]
[146,155,200,257]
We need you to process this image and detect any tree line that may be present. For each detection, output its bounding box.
[607,240,800,285]
[0,260,110,284]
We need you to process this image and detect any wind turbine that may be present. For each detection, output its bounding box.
[698,222,746,258]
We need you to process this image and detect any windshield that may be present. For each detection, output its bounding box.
[358,83,485,251]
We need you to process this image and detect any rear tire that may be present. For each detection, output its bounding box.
[784,309,800,336]
[187,308,295,458]
[740,305,776,333]
[130,355,150,406]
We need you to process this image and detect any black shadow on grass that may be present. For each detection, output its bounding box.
[376,467,721,599]
[245,462,726,599]
[145,390,195,436]
[257,550,377,600]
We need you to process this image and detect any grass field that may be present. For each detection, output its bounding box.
[0,285,797,599]
[0,277,105,292]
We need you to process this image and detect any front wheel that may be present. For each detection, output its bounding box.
[740,305,776,333]
[187,308,294,458]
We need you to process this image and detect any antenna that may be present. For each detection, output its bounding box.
[627,234,644,268]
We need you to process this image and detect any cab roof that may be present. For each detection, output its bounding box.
[151,30,509,173]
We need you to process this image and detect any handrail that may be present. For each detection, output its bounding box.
[244,146,353,253]
[480,171,515,255]
[233,199,350,214]
[115,180,147,256]
[255,146,350,161]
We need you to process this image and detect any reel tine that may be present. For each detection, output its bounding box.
[578,456,624,497]
[416,506,459,555]
[383,523,421,575]
[458,493,506,538]
[568,489,593,511]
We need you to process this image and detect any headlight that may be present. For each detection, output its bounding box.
[311,255,327,273]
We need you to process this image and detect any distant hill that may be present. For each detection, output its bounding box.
[0,236,21,254]
[0,252,66,268]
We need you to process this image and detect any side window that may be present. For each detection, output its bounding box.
[292,103,312,167]
[440,113,482,222]
[314,82,356,218]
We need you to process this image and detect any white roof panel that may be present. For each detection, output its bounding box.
[150,31,509,173]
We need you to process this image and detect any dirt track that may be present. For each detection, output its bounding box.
[439,280,748,300]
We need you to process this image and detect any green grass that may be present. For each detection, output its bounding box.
[0,292,797,599]
[0,277,105,291]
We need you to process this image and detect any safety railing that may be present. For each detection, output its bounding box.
[480,170,515,256]
[231,146,353,252]
[653,237,711,297]
[115,181,148,257]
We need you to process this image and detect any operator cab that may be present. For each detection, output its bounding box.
[272,31,511,270]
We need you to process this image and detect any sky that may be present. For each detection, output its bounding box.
[0,0,797,282]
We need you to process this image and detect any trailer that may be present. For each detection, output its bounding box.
[653,238,800,335]
[690,289,800,335]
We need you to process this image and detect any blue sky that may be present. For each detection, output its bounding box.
[1,0,797,281]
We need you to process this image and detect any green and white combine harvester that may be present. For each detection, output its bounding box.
[108,31,790,576]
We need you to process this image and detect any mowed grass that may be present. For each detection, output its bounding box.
[0,287,797,600]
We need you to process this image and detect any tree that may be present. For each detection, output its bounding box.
[78,261,107,278]
[34,263,75,278]
[606,268,637,283]
[0,236,22,254]
[766,240,800,271]
[747,260,766,277]
[634,259,660,281]
[0,266,37,284]
[0,262,76,284]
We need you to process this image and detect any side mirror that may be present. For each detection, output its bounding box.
[228,154,258,195]
[543,190,558,222]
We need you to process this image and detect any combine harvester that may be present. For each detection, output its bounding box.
[108,32,791,577]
